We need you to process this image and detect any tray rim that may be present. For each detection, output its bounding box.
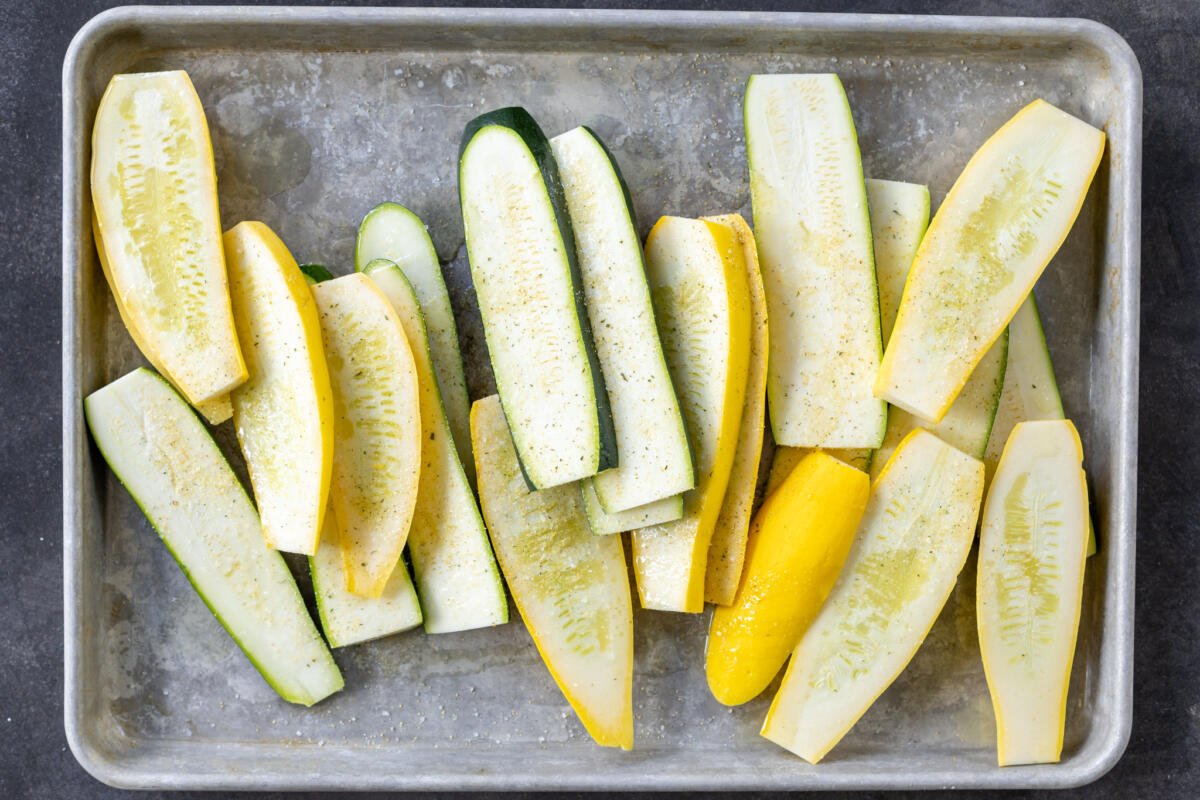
[61,4,1142,792]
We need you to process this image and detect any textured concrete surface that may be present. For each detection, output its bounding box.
[1,0,1196,797]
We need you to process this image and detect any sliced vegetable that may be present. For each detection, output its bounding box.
[84,368,342,706]
[702,213,769,606]
[745,73,885,448]
[92,215,233,426]
[761,429,984,763]
[472,395,633,749]
[865,178,930,344]
[224,221,333,556]
[766,446,872,496]
[551,125,694,513]
[984,296,1066,480]
[983,296,1095,555]
[310,513,423,648]
[356,203,475,488]
[366,262,507,633]
[459,107,615,489]
[90,70,246,407]
[312,273,421,598]
[581,482,683,536]
[876,100,1105,422]
[706,452,868,705]
[631,217,751,613]
[869,331,1008,481]
[978,420,1089,766]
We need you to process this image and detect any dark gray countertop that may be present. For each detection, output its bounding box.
[3,0,1196,797]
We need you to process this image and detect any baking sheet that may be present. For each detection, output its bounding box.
[62,6,1141,791]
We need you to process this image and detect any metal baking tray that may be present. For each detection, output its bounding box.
[62,6,1141,791]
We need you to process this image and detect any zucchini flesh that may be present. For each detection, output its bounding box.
[865,178,931,344]
[707,452,868,705]
[90,71,246,406]
[581,481,683,536]
[876,100,1105,422]
[92,215,233,426]
[745,73,885,448]
[766,446,872,496]
[84,368,342,706]
[312,274,422,598]
[356,203,475,488]
[472,396,634,749]
[224,221,333,556]
[978,420,1088,766]
[702,213,769,606]
[367,263,507,633]
[459,107,615,489]
[869,330,1008,481]
[310,513,422,648]
[631,217,751,613]
[551,126,694,513]
[761,429,983,763]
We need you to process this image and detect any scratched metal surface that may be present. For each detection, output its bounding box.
[61,6,1140,791]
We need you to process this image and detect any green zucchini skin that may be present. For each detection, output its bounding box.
[458,107,617,478]
[298,263,334,284]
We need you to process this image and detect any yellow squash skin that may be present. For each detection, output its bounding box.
[702,213,770,607]
[224,221,333,556]
[766,445,872,495]
[312,274,422,598]
[977,420,1089,766]
[472,396,633,749]
[631,217,752,613]
[706,452,868,706]
[91,70,246,406]
[875,100,1105,423]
